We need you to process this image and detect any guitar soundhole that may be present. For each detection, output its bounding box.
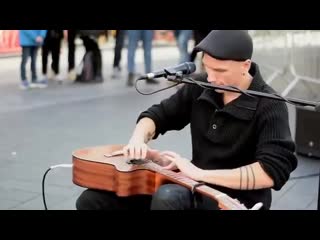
[126,159,147,165]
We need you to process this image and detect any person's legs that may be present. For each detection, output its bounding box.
[151,183,220,210]
[67,30,77,80]
[111,30,126,79]
[68,30,76,72]
[76,189,152,210]
[141,30,158,84]
[41,41,50,76]
[193,193,220,210]
[51,38,63,82]
[113,30,126,69]
[127,30,139,74]
[30,46,39,83]
[151,184,193,210]
[127,30,140,86]
[51,38,61,75]
[141,30,153,73]
[20,46,30,89]
[20,46,30,81]
[177,30,192,64]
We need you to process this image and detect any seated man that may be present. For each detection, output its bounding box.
[76,30,297,210]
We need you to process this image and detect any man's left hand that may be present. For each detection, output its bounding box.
[160,151,203,181]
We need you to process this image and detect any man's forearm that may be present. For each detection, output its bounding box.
[129,117,156,143]
[197,162,274,190]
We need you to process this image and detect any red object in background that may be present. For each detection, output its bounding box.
[154,30,175,42]
[0,30,21,55]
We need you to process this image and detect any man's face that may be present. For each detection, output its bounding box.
[202,53,251,93]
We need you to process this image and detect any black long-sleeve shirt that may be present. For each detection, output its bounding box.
[137,62,297,209]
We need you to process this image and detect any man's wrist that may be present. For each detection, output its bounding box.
[129,136,145,144]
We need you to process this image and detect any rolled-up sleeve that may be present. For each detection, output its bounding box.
[255,101,298,190]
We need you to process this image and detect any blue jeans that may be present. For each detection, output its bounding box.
[20,46,39,82]
[127,30,153,74]
[151,184,219,210]
[177,30,192,64]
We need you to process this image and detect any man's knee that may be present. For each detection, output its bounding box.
[151,184,191,210]
[76,189,117,210]
[76,189,96,210]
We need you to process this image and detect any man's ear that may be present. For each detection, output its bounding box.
[243,59,251,72]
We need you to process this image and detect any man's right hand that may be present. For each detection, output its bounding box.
[122,140,149,160]
[121,144,178,171]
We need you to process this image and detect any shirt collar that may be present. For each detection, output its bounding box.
[197,62,266,120]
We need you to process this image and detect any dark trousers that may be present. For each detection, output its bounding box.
[20,46,38,82]
[68,30,77,71]
[42,38,61,75]
[76,184,219,210]
[113,30,126,69]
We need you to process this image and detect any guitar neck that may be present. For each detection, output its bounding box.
[146,162,248,210]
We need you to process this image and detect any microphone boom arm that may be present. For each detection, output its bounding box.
[166,74,320,111]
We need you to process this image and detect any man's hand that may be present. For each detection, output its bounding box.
[122,139,149,160]
[121,144,178,170]
[160,151,202,180]
[122,117,157,160]
[148,149,178,170]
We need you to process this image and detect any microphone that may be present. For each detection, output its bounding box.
[138,62,196,80]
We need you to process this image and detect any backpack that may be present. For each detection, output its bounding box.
[75,50,103,83]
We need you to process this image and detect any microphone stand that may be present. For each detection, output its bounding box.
[165,72,320,210]
[166,73,320,111]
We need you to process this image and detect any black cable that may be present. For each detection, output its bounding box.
[134,78,181,95]
[42,168,51,210]
[41,164,72,210]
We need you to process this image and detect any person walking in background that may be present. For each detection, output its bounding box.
[67,30,78,81]
[174,30,193,64]
[18,30,47,89]
[127,30,157,86]
[111,30,126,79]
[41,30,64,84]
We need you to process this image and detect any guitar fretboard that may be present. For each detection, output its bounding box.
[143,161,247,210]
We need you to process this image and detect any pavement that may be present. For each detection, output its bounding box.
[0,41,319,210]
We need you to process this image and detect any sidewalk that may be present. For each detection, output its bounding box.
[0,43,319,210]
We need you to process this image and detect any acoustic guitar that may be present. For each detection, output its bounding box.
[72,144,258,210]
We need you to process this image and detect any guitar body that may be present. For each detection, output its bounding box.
[72,144,170,197]
[72,144,256,210]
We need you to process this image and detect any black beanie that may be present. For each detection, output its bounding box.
[194,30,253,61]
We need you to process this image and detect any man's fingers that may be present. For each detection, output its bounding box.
[160,151,180,158]
[122,146,129,159]
[160,151,179,157]
[163,162,176,170]
[147,148,160,160]
[161,155,176,163]
[134,145,141,159]
[129,145,135,159]
[141,145,148,159]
